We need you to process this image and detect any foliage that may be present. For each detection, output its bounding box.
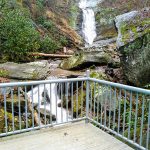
[0,0,70,62]
[0,4,41,61]
[40,35,60,53]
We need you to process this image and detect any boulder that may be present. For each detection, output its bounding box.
[39,105,56,121]
[0,60,50,80]
[115,8,150,86]
[60,44,120,70]
[60,51,110,70]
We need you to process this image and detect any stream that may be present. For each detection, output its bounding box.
[27,78,71,124]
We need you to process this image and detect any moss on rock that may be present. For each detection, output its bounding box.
[115,9,150,86]
[60,51,111,70]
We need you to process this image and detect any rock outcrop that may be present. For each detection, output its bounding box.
[115,8,150,86]
[0,60,50,80]
[60,44,120,70]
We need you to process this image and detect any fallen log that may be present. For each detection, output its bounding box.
[29,52,72,58]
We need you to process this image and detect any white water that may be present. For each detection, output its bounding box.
[27,78,70,123]
[79,0,97,46]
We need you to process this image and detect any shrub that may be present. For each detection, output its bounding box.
[40,35,61,53]
[0,8,41,61]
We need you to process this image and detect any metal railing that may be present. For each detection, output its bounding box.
[0,70,149,150]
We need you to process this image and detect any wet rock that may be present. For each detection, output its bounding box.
[0,60,50,80]
[39,105,56,121]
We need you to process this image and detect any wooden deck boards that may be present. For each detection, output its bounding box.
[0,121,133,150]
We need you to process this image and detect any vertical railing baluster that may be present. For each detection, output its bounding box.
[66,82,68,122]
[49,84,51,124]
[108,86,112,129]
[94,82,96,119]
[11,88,15,132]
[44,84,46,126]
[113,88,117,130]
[18,87,21,130]
[61,83,63,122]
[25,86,28,129]
[128,91,133,140]
[146,100,150,150]
[55,83,58,124]
[90,83,92,118]
[140,95,145,146]
[76,81,78,119]
[50,83,52,124]
[104,86,107,127]
[100,85,103,125]
[85,70,90,123]
[71,82,74,120]
[123,90,127,137]
[134,92,138,142]
[97,84,100,122]
[81,81,83,117]
[118,89,121,133]
[4,88,8,134]
[38,85,41,127]
[31,86,34,128]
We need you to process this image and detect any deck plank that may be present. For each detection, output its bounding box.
[0,121,134,150]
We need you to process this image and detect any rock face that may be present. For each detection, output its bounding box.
[115,8,150,86]
[0,60,50,80]
[60,44,120,70]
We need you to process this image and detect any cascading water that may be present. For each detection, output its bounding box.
[79,0,97,46]
[27,77,71,124]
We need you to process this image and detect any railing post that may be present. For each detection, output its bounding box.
[85,70,90,123]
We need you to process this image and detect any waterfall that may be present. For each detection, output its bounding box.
[79,0,97,46]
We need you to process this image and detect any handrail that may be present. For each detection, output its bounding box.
[89,78,150,95]
[0,77,88,87]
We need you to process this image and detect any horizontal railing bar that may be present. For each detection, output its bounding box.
[1,77,150,96]
[0,78,88,87]
[89,118,146,150]
[0,117,86,138]
[89,78,150,95]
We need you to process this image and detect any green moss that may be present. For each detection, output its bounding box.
[96,8,119,25]
[90,71,108,80]
[121,32,150,55]
[0,69,9,77]
[72,88,86,116]
[120,17,150,45]
[60,53,84,70]
[0,108,32,133]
